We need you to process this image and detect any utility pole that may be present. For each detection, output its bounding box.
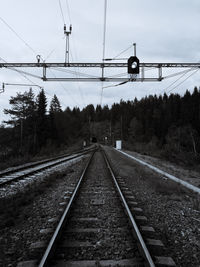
[133,43,136,56]
[64,24,72,65]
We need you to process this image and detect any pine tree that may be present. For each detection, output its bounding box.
[36,89,48,147]
[49,94,62,142]
[4,88,36,152]
[49,94,62,114]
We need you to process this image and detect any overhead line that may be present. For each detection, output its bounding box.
[65,0,72,23]
[102,0,107,62]
[0,57,42,89]
[52,67,99,78]
[0,16,37,56]
[100,0,108,106]
[162,67,198,94]
[112,45,133,60]
[64,0,86,107]
[0,14,80,107]
[166,69,200,94]
[58,0,66,24]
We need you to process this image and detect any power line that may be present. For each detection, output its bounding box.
[166,69,199,94]
[65,0,72,23]
[0,16,37,56]
[0,14,80,107]
[47,68,81,106]
[0,57,42,88]
[102,0,107,62]
[112,45,133,60]
[162,67,198,94]
[100,0,108,106]
[58,0,66,24]
[44,36,65,61]
[51,67,99,78]
[103,80,129,89]
[63,0,86,107]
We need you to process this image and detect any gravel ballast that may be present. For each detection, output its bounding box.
[104,146,200,267]
[0,155,89,267]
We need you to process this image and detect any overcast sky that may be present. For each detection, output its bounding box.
[0,0,200,123]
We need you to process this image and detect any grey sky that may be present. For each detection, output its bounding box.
[0,0,200,123]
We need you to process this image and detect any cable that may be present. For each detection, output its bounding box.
[7,67,42,80]
[51,67,99,78]
[107,72,128,78]
[47,68,81,106]
[102,0,107,62]
[112,45,133,60]
[59,0,86,107]
[103,80,129,89]
[163,68,195,80]
[4,83,42,88]
[0,13,81,107]
[0,57,42,88]
[0,16,37,56]
[65,0,72,23]
[162,68,198,94]
[166,69,199,94]
[45,36,65,61]
[58,0,66,24]
[100,0,107,106]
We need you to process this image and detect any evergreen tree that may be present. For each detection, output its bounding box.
[4,88,36,152]
[36,89,48,147]
[49,94,62,114]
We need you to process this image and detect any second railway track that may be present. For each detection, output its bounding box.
[20,147,175,267]
[0,147,94,188]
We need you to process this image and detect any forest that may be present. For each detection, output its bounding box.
[0,86,200,167]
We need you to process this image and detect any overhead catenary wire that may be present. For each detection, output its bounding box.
[166,69,200,95]
[58,0,66,24]
[65,0,72,24]
[0,57,42,89]
[112,45,133,60]
[58,0,86,107]
[0,16,37,56]
[102,0,107,63]
[0,14,80,107]
[51,67,99,78]
[48,68,81,106]
[103,80,129,89]
[162,67,199,94]
[100,0,107,106]
[4,83,43,88]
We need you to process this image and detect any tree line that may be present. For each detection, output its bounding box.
[1,86,200,162]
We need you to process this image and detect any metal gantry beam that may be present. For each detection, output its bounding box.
[0,62,200,82]
[44,77,160,82]
[1,62,200,68]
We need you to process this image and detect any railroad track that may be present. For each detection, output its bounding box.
[18,147,176,267]
[0,147,94,187]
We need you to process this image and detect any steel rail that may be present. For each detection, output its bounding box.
[0,147,93,178]
[38,150,95,267]
[0,148,93,187]
[102,149,155,267]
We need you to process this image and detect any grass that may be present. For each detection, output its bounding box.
[0,140,83,172]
